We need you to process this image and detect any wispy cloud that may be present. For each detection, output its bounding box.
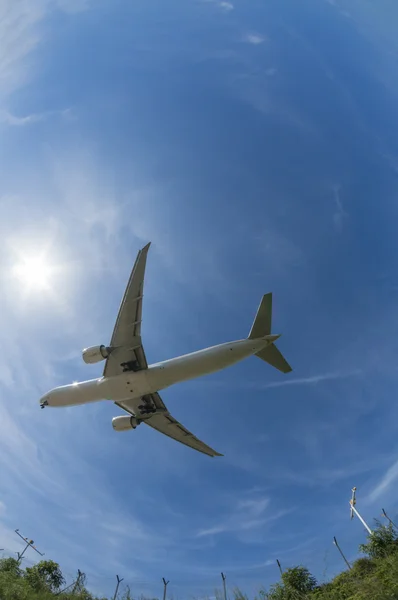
[196,494,291,540]
[0,108,71,126]
[237,497,270,517]
[219,1,234,10]
[0,0,90,101]
[196,497,270,538]
[0,142,166,584]
[202,0,234,11]
[367,458,398,503]
[55,0,91,13]
[260,369,362,389]
[255,227,305,274]
[0,1,45,98]
[0,109,44,126]
[244,33,266,45]
[332,184,348,233]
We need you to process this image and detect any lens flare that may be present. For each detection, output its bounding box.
[13,255,53,291]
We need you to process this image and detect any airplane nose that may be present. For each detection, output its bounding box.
[39,395,50,409]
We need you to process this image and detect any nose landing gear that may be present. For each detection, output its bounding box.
[40,399,48,409]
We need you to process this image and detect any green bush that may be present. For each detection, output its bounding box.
[261,521,398,600]
[0,520,398,600]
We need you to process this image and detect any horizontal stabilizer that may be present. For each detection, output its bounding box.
[256,344,292,374]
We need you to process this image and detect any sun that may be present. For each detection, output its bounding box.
[13,255,53,291]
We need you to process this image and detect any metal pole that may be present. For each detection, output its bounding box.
[113,575,123,600]
[349,487,372,534]
[333,537,351,570]
[382,509,398,530]
[55,571,84,597]
[276,559,283,576]
[72,570,83,594]
[162,577,169,600]
[14,529,44,564]
[221,572,227,600]
[350,504,372,535]
[16,542,31,564]
[350,487,356,520]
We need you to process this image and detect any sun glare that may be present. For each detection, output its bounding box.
[13,256,53,291]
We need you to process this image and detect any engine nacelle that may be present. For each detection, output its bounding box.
[112,415,140,431]
[82,345,111,365]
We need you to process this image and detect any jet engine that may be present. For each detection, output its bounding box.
[112,415,140,431]
[82,345,111,364]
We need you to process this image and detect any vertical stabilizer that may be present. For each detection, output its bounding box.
[249,294,292,374]
[248,293,272,339]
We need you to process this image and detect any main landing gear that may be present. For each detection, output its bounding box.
[138,395,157,416]
[121,360,139,372]
[138,404,157,416]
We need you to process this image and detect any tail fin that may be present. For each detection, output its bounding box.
[248,293,272,339]
[249,294,292,374]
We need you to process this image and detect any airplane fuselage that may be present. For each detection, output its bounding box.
[40,336,271,410]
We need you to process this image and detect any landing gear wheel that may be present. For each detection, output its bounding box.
[138,404,157,416]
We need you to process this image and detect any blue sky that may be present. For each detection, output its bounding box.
[1,0,398,597]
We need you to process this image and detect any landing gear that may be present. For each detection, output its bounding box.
[138,404,157,416]
[40,400,48,409]
[138,396,157,416]
[121,360,139,372]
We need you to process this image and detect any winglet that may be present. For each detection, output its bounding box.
[141,242,151,252]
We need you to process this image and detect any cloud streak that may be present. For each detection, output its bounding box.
[0,0,90,102]
[0,109,44,126]
[0,1,47,99]
[259,370,362,389]
[368,458,398,503]
[244,33,266,45]
[196,494,291,540]
[219,1,234,10]
[0,108,71,126]
[332,184,348,233]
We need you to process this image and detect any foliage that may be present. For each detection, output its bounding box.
[0,557,22,577]
[1,520,398,599]
[25,559,65,593]
[262,566,317,600]
[260,521,398,600]
[281,566,317,595]
[233,588,249,600]
[359,520,398,559]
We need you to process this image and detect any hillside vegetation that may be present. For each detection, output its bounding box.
[1,521,398,600]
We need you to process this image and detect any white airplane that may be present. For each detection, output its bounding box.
[40,243,292,457]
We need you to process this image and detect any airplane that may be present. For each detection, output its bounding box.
[39,243,292,457]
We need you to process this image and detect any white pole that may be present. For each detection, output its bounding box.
[349,488,372,535]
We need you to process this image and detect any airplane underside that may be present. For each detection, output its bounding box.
[39,242,292,457]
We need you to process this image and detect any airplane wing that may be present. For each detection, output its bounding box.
[117,392,223,458]
[103,243,151,378]
[145,411,223,458]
